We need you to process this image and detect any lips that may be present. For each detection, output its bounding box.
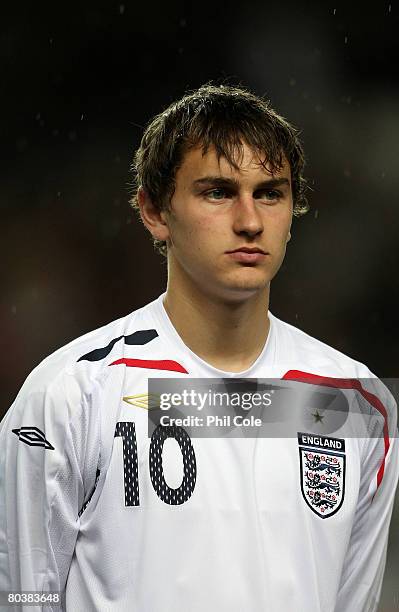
[227,247,266,254]
[226,248,267,264]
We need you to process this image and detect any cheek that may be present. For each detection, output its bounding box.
[268,211,292,238]
[181,216,215,245]
[169,218,206,259]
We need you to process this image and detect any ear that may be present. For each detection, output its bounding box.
[137,187,170,242]
[287,231,291,243]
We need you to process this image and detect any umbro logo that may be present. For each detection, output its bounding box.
[12,426,55,450]
[123,393,160,410]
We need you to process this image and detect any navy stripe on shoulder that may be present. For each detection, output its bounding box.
[77,329,159,362]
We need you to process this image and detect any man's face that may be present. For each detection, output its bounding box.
[162,141,293,302]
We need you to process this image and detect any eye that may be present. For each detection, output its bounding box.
[255,189,282,202]
[204,188,229,201]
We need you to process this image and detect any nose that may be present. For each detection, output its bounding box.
[232,195,264,237]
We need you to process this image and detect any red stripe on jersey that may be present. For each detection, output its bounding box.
[109,358,188,374]
[282,369,390,490]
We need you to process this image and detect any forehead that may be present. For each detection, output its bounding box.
[177,142,291,181]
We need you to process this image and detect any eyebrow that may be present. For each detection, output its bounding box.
[192,176,291,190]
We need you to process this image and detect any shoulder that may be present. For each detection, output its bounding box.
[269,312,373,379]
[7,298,161,418]
[270,313,397,434]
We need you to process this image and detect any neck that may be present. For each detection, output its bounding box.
[163,272,271,373]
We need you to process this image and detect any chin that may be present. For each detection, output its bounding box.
[215,281,269,303]
[226,270,271,290]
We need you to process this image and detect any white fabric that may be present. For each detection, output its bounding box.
[0,292,397,612]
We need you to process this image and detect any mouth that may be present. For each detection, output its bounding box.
[225,247,268,264]
[227,247,266,255]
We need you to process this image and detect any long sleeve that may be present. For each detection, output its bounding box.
[0,364,100,611]
[334,378,399,612]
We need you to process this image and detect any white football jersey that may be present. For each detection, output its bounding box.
[0,292,397,612]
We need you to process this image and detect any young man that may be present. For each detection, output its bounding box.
[0,85,397,611]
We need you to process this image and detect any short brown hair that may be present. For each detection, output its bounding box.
[130,84,309,257]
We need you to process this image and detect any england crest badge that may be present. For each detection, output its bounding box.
[298,432,346,519]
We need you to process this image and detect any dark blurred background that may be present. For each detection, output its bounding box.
[1,1,398,608]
